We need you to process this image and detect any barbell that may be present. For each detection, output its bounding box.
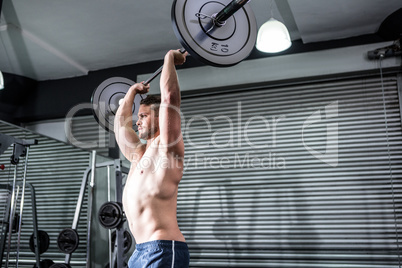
[92,0,257,133]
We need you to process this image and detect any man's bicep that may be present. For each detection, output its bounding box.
[115,126,142,161]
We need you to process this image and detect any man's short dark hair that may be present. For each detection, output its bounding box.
[140,95,161,116]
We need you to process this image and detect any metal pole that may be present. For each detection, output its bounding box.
[25,182,41,268]
[66,166,91,264]
[86,150,97,268]
[5,152,18,268]
[114,159,124,268]
[142,48,186,85]
[65,160,117,264]
[214,0,250,24]
[16,147,30,268]
[107,165,112,267]
[0,184,12,267]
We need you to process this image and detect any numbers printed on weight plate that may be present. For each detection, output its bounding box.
[210,42,229,53]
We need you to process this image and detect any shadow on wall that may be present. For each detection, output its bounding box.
[179,176,321,265]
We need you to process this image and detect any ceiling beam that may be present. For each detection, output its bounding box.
[1,23,89,76]
[274,0,300,40]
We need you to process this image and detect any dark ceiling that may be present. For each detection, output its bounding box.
[0,0,401,124]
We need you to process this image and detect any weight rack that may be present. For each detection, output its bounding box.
[58,151,129,268]
[0,133,40,268]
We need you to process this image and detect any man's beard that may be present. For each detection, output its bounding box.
[139,125,159,140]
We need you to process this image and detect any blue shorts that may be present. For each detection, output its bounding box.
[128,240,190,268]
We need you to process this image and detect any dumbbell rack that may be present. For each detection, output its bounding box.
[0,182,47,268]
[57,151,129,268]
[0,133,41,268]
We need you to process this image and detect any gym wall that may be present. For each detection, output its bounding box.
[175,73,402,267]
[2,41,401,267]
[34,73,402,267]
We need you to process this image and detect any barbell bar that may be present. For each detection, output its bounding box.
[143,0,252,83]
[172,0,256,67]
[142,48,187,86]
[92,0,257,133]
[144,0,252,84]
[215,0,251,25]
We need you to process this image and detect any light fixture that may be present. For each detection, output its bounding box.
[0,71,4,90]
[256,0,291,53]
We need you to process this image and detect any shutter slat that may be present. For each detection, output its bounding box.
[178,75,402,267]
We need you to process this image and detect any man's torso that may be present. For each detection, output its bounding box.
[123,136,185,243]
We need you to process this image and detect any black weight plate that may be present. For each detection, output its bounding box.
[29,230,50,254]
[172,0,257,67]
[57,228,79,254]
[111,230,133,254]
[91,77,145,133]
[98,201,124,229]
[49,264,71,268]
[33,259,54,268]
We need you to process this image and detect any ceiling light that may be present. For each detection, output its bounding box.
[256,0,291,53]
[0,71,4,90]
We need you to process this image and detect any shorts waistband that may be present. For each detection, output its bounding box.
[135,240,188,251]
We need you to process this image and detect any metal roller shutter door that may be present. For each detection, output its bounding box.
[178,75,402,267]
[0,121,90,267]
[67,115,110,157]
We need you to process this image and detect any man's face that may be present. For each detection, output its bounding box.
[136,104,159,139]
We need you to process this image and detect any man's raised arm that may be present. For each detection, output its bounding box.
[159,50,188,155]
[114,83,149,161]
